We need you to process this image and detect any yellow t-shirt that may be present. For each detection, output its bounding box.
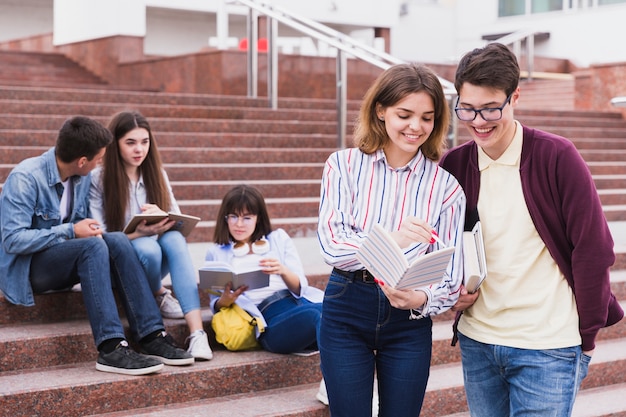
[458,121,581,349]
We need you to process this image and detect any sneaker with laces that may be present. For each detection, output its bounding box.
[155,288,184,319]
[96,340,164,376]
[140,331,195,365]
[186,329,213,361]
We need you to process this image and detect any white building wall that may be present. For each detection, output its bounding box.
[0,0,624,67]
[53,0,146,44]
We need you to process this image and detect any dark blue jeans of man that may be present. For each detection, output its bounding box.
[29,232,164,348]
[319,270,432,417]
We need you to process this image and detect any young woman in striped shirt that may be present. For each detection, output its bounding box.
[317,63,466,417]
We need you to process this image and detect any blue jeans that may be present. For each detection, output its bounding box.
[131,230,201,314]
[29,232,164,347]
[319,271,432,417]
[257,291,322,354]
[458,332,591,417]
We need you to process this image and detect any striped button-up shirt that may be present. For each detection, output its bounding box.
[318,148,466,316]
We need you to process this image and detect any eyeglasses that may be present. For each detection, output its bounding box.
[225,214,257,225]
[454,94,512,122]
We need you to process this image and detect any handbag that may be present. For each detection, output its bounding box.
[211,303,265,351]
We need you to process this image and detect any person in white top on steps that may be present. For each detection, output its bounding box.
[89,111,212,361]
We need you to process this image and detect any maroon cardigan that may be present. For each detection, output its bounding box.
[440,125,623,351]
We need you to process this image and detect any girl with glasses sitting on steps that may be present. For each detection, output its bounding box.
[205,184,323,355]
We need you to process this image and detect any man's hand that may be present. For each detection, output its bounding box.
[451,285,480,312]
[74,218,103,239]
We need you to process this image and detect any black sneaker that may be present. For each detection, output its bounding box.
[140,331,195,366]
[96,340,164,376]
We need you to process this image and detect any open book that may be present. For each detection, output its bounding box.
[123,212,200,237]
[355,224,455,290]
[463,221,487,293]
[199,261,270,291]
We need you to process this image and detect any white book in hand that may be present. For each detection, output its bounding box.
[123,212,200,237]
[198,261,269,291]
[463,221,487,294]
[355,224,455,290]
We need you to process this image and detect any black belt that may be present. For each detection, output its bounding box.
[332,268,376,284]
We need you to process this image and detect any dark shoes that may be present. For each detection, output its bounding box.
[96,340,164,376]
[140,331,195,366]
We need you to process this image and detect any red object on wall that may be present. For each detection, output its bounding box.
[238,38,268,52]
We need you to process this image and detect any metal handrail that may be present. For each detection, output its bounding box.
[489,29,545,81]
[230,0,456,148]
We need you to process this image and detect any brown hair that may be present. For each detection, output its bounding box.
[213,184,273,245]
[454,42,520,97]
[101,111,171,231]
[354,63,450,161]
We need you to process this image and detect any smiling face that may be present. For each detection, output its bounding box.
[457,83,519,160]
[377,91,435,168]
[118,127,150,174]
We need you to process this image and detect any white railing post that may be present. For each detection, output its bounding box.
[246,8,258,97]
[526,33,534,81]
[337,50,348,149]
[267,17,278,109]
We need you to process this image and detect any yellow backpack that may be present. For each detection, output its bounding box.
[211,303,265,351]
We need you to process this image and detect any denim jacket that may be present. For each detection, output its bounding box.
[0,148,89,306]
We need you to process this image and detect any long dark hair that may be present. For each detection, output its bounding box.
[213,185,273,245]
[102,111,171,231]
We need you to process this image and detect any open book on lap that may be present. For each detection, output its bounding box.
[355,224,455,290]
[199,261,270,291]
[123,212,200,237]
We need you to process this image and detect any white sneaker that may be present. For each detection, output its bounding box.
[155,288,184,319]
[316,378,329,405]
[186,329,213,360]
[316,377,379,415]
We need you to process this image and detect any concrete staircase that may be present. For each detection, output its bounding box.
[0,51,625,416]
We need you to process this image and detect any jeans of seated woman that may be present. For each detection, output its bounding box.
[258,295,322,354]
[131,230,201,314]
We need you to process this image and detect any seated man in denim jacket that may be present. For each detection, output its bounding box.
[0,116,193,375]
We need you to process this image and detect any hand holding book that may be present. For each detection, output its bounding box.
[355,224,455,290]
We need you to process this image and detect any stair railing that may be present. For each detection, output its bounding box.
[488,29,546,81]
[228,0,457,149]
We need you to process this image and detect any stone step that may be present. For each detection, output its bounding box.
[0,85,361,111]
[0,114,339,135]
[88,382,329,417]
[439,383,626,417]
[587,162,626,175]
[0,51,106,85]
[0,146,336,166]
[0,350,322,417]
[0,162,325,183]
[0,129,339,148]
[0,306,623,417]
[0,99,350,122]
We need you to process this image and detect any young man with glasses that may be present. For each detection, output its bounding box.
[440,42,623,416]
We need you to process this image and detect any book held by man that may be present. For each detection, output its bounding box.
[355,224,455,290]
[198,261,270,291]
[462,221,487,293]
[123,212,200,237]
